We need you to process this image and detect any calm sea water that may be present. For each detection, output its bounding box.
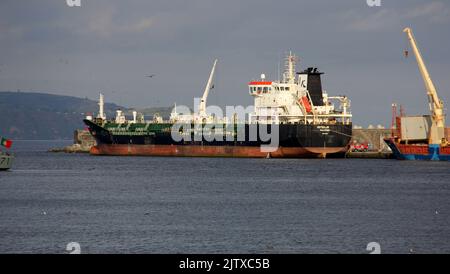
[1,140,450,254]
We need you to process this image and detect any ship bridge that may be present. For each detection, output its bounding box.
[248,81,273,96]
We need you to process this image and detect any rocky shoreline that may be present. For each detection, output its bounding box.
[48,129,95,153]
[48,143,91,153]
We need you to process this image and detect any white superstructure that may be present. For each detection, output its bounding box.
[248,52,351,125]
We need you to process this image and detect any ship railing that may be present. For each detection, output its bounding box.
[276,114,352,119]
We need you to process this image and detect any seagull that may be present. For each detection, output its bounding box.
[146,74,156,78]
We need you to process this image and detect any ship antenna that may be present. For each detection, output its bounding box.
[277,52,281,82]
[283,51,296,83]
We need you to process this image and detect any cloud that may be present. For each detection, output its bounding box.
[345,1,450,31]
[86,6,115,36]
[0,0,449,126]
[124,18,153,33]
[0,24,24,41]
[405,1,450,23]
[346,9,398,31]
[86,6,154,37]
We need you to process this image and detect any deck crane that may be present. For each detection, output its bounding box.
[403,27,447,145]
[198,59,218,117]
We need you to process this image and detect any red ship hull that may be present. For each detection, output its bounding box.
[90,144,348,158]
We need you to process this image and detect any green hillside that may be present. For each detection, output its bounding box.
[0,91,171,140]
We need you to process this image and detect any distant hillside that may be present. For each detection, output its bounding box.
[0,91,171,140]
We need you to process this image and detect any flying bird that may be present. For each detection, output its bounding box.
[146,74,156,78]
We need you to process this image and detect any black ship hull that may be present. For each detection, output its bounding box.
[84,119,352,158]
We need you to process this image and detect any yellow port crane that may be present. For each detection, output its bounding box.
[403,27,446,145]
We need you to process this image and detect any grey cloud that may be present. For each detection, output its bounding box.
[0,0,449,127]
[346,1,450,31]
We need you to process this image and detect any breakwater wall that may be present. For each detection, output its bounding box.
[351,128,392,152]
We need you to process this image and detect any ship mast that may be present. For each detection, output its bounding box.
[97,93,106,120]
[198,59,218,116]
[403,27,446,145]
[283,51,297,84]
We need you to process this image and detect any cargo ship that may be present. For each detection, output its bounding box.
[84,52,353,158]
[384,28,449,161]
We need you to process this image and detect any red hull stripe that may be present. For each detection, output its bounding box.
[90,144,347,158]
[396,144,430,155]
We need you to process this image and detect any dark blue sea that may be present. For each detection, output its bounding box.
[1,140,450,254]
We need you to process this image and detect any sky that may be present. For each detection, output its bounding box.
[0,0,449,127]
